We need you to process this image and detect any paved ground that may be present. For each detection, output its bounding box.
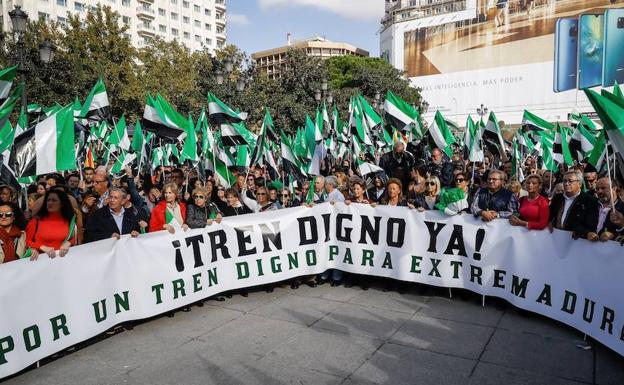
[2,282,623,385]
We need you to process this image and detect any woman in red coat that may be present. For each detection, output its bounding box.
[509,174,550,230]
[149,183,188,233]
[26,189,78,259]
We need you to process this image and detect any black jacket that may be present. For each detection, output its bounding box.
[85,206,141,243]
[599,199,624,235]
[549,192,599,238]
[427,161,455,188]
[379,151,415,188]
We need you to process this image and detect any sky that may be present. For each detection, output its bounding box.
[226,0,384,57]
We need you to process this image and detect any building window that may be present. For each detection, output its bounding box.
[171,0,177,4]
[171,12,178,20]
[159,24,166,32]
[183,31,190,39]
[122,0,130,6]
[204,8,211,16]
[172,28,179,36]
[158,8,165,16]
[74,2,84,11]
[38,12,50,20]
[57,16,67,25]
[205,37,212,45]
[194,20,200,27]
[204,23,211,30]
[193,4,200,12]
[182,0,189,8]
[183,16,189,23]
[194,34,200,42]
[123,32,131,39]
[56,0,66,6]
[122,15,131,25]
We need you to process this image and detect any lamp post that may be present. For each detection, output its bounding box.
[9,5,55,111]
[314,77,332,106]
[215,56,246,102]
[476,103,488,120]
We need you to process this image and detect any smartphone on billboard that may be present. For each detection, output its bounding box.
[602,9,624,86]
[553,18,578,92]
[578,13,604,89]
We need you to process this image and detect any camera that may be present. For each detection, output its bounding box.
[617,17,624,29]
[569,25,577,37]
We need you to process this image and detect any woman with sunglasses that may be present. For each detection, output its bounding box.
[26,189,77,259]
[186,187,222,229]
[454,172,473,207]
[278,189,299,209]
[0,203,37,263]
[413,176,441,211]
[241,186,276,213]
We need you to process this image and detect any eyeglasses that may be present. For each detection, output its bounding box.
[455,178,465,183]
[563,179,580,184]
[426,182,436,186]
[0,212,13,218]
[193,195,205,199]
[281,194,290,198]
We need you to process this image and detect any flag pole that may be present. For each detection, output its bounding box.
[605,142,615,209]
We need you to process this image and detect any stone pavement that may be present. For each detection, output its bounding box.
[2,282,623,385]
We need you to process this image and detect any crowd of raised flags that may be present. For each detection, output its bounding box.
[0,64,622,207]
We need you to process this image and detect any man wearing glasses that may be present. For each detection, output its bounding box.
[549,170,598,239]
[471,170,519,221]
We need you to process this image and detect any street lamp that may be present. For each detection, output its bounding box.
[476,103,488,119]
[38,40,55,64]
[9,5,55,111]
[314,78,332,106]
[9,6,28,33]
[215,56,246,102]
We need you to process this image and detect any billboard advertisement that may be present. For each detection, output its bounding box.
[381,0,623,127]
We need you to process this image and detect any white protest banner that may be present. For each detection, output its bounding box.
[0,203,622,379]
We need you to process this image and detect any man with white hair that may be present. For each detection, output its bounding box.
[325,176,344,203]
[549,170,599,240]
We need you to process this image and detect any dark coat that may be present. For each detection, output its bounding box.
[85,206,141,243]
[599,199,624,235]
[549,192,599,238]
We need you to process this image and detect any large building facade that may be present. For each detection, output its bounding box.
[381,0,614,127]
[0,0,226,52]
[252,35,369,80]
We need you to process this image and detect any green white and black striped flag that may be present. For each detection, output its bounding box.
[427,110,455,157]
[464,115,483,162]
[10,104,76,178]
[384,90,418,133]
[80,78,111,121]
[207,92,247,125]
[142,94,188,140]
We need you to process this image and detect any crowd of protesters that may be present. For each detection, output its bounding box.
[1,141,623,284]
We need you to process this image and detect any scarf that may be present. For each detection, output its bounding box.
[0,226,23,263]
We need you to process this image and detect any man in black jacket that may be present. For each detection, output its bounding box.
[549,170,599,240]
[595,177,624,242]
[85,188,141,243]
[379,141,415,190]
[427,148,454,188]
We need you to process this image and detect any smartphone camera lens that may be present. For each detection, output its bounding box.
[617,17,624,29]
[570,26,578,36]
